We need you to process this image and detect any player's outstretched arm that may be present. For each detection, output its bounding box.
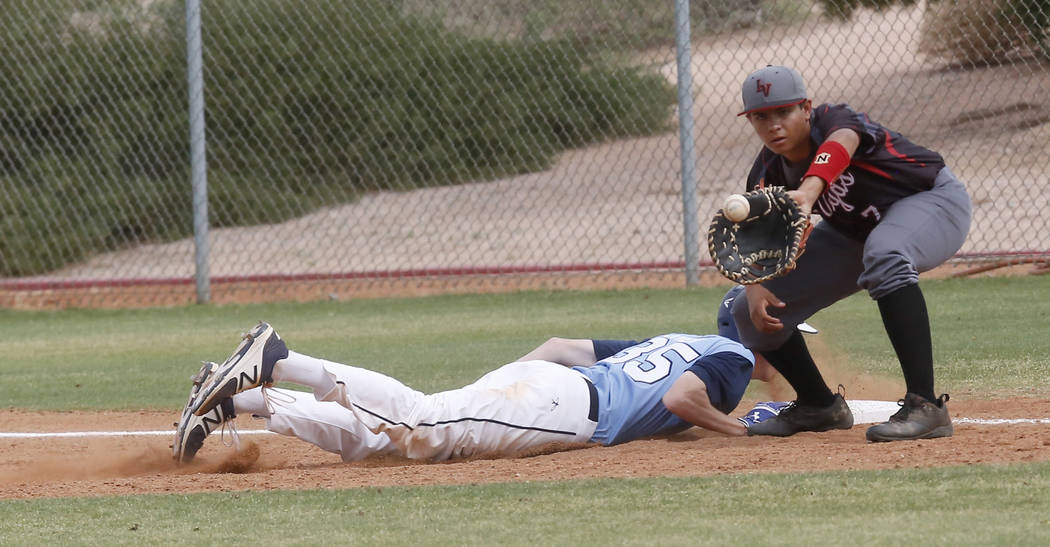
[789,127,861,215]
[515,337,598,367]
[662,373,747,437]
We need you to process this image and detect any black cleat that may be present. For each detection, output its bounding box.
[866,393,953,442]
[747,392,854,436]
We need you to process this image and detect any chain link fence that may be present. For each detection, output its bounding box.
[1,0,1048,308]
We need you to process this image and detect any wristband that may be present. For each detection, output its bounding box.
[803,140,850,188]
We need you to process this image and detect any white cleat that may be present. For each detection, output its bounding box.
[173,362,237,463]
[192,322,288,417]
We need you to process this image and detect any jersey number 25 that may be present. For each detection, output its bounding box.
[603,336,700,384]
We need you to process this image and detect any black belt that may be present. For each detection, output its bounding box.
[583,377,599,422]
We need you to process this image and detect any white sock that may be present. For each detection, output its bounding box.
[272,350,338,396]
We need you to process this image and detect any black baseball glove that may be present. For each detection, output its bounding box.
[707,186,811,285]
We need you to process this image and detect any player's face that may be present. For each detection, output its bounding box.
[746,101,812,163]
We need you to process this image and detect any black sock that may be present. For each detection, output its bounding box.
[760,330,835,407]
[877,284,937,402]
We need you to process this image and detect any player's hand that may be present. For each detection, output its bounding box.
[736,401,790,429]
[745,284,785,333]
[787,176,824,217]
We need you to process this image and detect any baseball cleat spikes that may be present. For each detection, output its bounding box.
[190,361,216,386]
[192,322,288,417]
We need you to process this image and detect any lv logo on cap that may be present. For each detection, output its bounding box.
[755,80,772,97]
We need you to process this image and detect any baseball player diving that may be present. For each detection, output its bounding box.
[730,65,972,441]
[174,288,791,463]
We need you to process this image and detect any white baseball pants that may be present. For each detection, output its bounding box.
[311,358,598,461]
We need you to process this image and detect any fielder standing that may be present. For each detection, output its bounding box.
[729,65,972,441]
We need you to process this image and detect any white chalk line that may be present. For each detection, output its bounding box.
[1,418,1047,439]
[955,417,1050,425]
[0,430,274,439]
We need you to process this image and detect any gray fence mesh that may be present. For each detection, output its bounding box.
[1,0,1048,308]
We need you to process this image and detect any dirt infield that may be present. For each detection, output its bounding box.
[3,397,1048,500]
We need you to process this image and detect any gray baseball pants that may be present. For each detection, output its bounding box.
[732,167,972,351]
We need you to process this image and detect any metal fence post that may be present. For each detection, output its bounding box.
[186,0,210,303]
[674,0,700,286]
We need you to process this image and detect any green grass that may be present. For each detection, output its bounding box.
[2,277,1047,410]
[0,288,732,410]
[3,462,1050,545]
[1,276,1049,544]
[815,276,1050,397]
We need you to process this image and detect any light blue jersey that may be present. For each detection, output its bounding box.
[574,334,754,445]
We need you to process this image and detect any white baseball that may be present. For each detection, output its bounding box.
[723,194,750,222]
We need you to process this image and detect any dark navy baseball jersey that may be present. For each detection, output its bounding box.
[746,103,946,240]
[575,334,754,446]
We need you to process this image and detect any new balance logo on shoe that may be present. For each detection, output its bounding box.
[237,368,260,391]
[192,322,288,417]
[173,359,238,463]
[173,398,236,463]
[200,408,225,432]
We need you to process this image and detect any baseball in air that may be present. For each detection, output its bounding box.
[723,194,750,222]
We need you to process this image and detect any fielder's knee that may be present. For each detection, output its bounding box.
[859,250,918,300]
